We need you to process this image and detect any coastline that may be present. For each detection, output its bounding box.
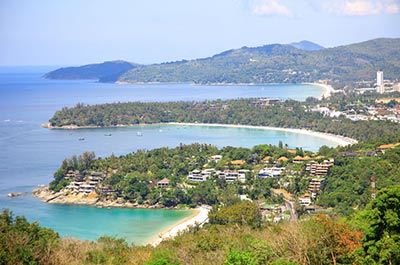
[304,82,336,99]
[150,206,210,246]
[33,186,210,246]
[43,121,358,146]
[166,122,358,146]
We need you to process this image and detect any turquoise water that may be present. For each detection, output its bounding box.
[3,194,194,245]
[0,66,329,244]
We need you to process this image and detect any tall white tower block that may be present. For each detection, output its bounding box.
[376,71,384,94]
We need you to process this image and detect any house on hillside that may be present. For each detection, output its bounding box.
[230,160,246,166]
[293,155,311,164]
[258,167,285,178]
[157,178,170,188]
[187,169,215,182]
[377,143,400,153]
[299,194,312,206]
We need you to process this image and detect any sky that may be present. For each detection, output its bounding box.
[0,0,399,66]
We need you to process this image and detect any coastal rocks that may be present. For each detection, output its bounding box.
[33,186,99,205]
[7,192,27,197]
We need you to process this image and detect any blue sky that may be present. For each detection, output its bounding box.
[0,0,399,66]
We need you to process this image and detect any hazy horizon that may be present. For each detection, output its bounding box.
[1,0,399,66]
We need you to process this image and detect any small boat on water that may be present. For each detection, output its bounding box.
[137,132,143,136]
[78,138,85,141]
[104,133,112,136]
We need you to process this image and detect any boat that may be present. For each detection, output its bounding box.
[78,138,85,141]
[137,132,143,136]
[104,133,112,136]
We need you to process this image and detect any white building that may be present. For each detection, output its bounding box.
[218,169,247,182]
[258,167,285,178]
[377,71,384,94]
[188,169,215,182]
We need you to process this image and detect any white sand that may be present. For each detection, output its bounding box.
[151,206,210,246]
[167,122,358,146]
[304,82,336,99]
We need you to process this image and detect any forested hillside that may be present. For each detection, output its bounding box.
[44,60,138,82]
[118,38,400,88]
[44,38,400,88]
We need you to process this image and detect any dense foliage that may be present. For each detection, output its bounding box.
[0,209,59,265]
[358,185,400,264]
[44,60,137,82]
[118,38,400,88]
[0,208,364,264]
[43,39,400,88]
[49,98,400,144]
[49,143,287,207]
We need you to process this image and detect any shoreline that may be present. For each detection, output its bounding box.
[150,205,210,246]
[304,82,336,99]
[166,122,358,146]
[32,188,210,246]
[43,121,358,146]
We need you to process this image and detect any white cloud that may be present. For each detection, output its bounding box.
[320,0,400,16]
[250,0,293,17]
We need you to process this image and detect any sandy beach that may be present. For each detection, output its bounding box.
[151,206,210,246]
[305,82,336,99]
[167,122,358,146]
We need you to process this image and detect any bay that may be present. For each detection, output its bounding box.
[0,66,330,244]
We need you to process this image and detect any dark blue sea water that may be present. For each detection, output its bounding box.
[0,66,328,244]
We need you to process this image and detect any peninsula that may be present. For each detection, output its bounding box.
[44,38,400,89]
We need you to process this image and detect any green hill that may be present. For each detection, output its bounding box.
[289,40,324,51]
[119,38,400,88]
[43,60,138,82]
[44,38,400,88]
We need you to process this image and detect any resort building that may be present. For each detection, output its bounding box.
[305,160,333,176]
[376,71,384,94]
[293,155,311,164]
[157,178,170,188]
[262,156,272,164]
[377,143,400,153]
[258,167,285,178]
[308,178,326,198]
[209,155,222,163]
[299,194,312,206]
[187,169,215,182]
[218,169,247,182]
[230,159,246,166]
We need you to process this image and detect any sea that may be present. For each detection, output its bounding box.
[0,66,332,244]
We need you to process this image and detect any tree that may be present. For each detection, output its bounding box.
[209,201,262,228]
[0,209,59,264]
[359,185,400,264]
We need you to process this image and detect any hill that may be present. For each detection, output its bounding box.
[118,38,400,88]
[43,60,138,82]
[44,38,400,88]
[289,40,324,51]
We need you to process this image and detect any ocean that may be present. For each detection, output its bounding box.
[0,66,331,244]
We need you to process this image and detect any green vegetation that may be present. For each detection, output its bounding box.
[43,60,137,82]
[49,98,400,144]
[4,176,400,264]
[43,38,400,88]
[47,140,400,216]
[48,143,287,207]
[0,209,59,264]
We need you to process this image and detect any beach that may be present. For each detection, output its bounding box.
[151,206,210,246]
[305,82,336,99]
[167,122,358,146]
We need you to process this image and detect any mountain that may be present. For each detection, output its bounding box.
[118,38,400,88]
[44,38,400,88]
[43,60,138,82]
[289,40,324,51]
